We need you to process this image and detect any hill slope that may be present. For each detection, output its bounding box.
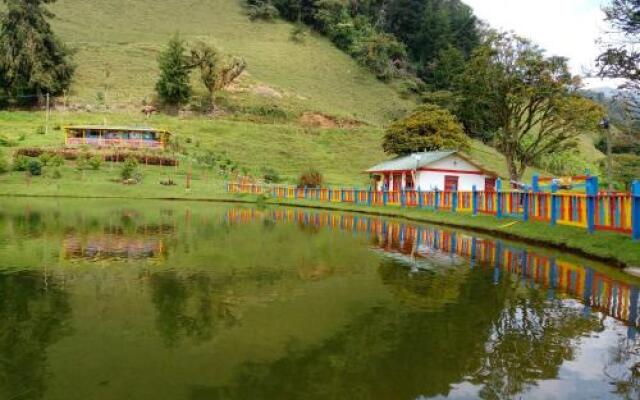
[49,0,413,125]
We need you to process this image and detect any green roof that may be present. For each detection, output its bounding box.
[366,151,457,172]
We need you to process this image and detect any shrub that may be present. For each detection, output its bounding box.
[247,1,279,21]
[51,169,62,179]
[120,157,139,180]
[0,157,8,173]
[88,156,102,170]
[39,153,52,166]
[290,24,306,43]
[27,159,42,176]
[262,167,281,183]
[35,125,45,135]
[0,135,16,147]
[48,155,65,167]
[298,168,323,188]
[13,155,30,171]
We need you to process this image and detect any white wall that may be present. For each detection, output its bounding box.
[416,155,490,191]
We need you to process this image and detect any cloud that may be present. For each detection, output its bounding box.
[464,0,607,76]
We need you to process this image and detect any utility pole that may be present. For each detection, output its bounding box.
[600,117,613,193]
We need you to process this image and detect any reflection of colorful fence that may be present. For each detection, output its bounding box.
[227,178,640,239]
[226,208,640,335]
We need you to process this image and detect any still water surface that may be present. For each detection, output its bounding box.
[1,199,639,400]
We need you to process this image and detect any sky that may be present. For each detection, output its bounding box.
[463,0,616,87]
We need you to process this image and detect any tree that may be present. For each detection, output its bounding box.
[382,104,469,156]
[458,33,606,181]
[155,34,192,106]
[597,0,640,112]
[0,0,74,105]
[190,42,246,110]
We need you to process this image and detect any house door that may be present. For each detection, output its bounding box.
[444,175,459,192]
[485,177,496,192]
[393,174,402,191]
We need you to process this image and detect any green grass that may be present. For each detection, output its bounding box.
[45,0,414,125]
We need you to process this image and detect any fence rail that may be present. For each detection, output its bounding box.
[227,180,640,240]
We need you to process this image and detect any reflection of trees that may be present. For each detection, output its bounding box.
[604,337,640,400]
[203,260,504,400]
[473,288,604,400]
[0,272,71,400]
[149,272,240,347]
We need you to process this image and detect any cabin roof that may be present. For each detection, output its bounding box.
[366,151,498,176]
[64,125,170,134]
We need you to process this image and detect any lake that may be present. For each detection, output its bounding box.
[0,198,639,400]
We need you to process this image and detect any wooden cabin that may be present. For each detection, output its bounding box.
[64,126,170,150]
[366,151,499,192]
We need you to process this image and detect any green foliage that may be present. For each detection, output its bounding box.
[606,154,640,189]
[262,167,281,183]
[88,156,102,170]
[350,32,408,81]
[0,134,16,147]
[120,157,139,180]
[0,0,74,105]
[155,33,192,106]
[457,33,606,180]
[0,155,8,173]
[35,125,45,135]
[383,104,469,155]
[290,23,306,43]
[247,0,279,21]
[27,159,42,176]
[48,154,65,167]
[12,155,29,171]
[298,168,323,188]
[51,168,62,179]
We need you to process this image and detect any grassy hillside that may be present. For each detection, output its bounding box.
[48,0,413,125]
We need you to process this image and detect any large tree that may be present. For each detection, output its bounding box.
[597,1,640,113]
[155,34,192,107]
[0,0,74,105]
[458,33,605,181]
[382,104,469,156]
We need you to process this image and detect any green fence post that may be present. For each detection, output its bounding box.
[632,180,640,240]
[496,178,503,219]
[418,188,423,208]
[401,189,406,207]
[472,185,478,216]
[434,189,440,211]
[586,176,598,233]
[452,186,458,213]
[354,188,359,205]
[383,190,388,206]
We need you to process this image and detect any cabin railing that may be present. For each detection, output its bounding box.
[66,138,164,148]
[226,179,640,239]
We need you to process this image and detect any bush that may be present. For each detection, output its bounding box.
[88,156,102,170]
[298,168,323,188]
[120,157,139,180]
[0,157,8,173]
[35,125,45,135]
[39,152,52,166]
[51,169,62,179]
[262,167,281,183]
[0,134,16,147]
[49,155,65,167]
[247,1,279,21]
[290,24,306,43]
[13,155,30,171]
[27,159,42,176]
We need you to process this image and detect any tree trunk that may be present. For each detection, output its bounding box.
[506,154,520,183]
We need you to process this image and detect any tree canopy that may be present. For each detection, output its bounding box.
[383,104,469,156]
[0,0,74,105]
[155,34,192,106]
[457,33,605,181]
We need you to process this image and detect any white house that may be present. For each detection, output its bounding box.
[366,151,499,192]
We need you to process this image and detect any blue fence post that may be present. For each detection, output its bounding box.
[632,180,640,240]
[532,175,540,193]
[328,187,332,202]
[383,190,388,206]
[341,189,345,203]
[496,178,503,219]
[586,176,598,233]
[418,188,423,208]
[434,189,440,212]
[452,185,458,213]
[368,189,372,206]
[401,189,406,207]
[354,188,359,205]
[550,182,559,226]
[522,189,529,222]
[472,185,478,216]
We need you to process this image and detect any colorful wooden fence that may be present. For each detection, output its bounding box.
[227,178,640,239]
[226,208,640,336]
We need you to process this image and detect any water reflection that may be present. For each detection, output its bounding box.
[0,272,71,400]
[0,201,638,399]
